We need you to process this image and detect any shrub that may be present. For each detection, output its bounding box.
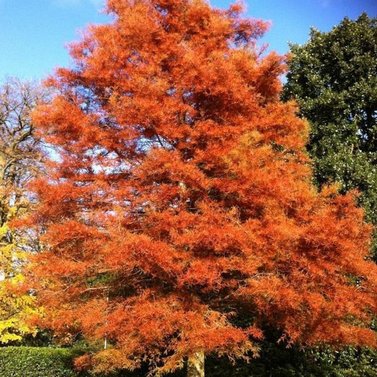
[0,346,80,377]
[0,345,376,376]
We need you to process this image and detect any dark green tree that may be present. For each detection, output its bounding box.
[283,13,377,258]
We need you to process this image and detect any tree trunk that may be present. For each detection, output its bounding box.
[187,351,205,377]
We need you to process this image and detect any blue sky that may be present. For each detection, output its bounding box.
[1,0,376,81]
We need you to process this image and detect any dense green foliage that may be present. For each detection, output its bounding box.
[207,346,377,377]
[1,345,376,377]
[283,13,377,258]
[0,347,80,377]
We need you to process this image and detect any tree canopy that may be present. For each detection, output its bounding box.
[283,13,377,258]
[0,79,44,343]
[25,1,377,376]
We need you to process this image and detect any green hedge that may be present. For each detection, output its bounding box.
[1,345,376,377]
[0,347,80,377]
[204,345,377,377]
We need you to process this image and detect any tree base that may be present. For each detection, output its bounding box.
[187,352,205,377]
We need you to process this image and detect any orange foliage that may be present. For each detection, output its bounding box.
[26,0,376,374]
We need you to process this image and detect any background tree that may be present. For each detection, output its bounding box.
[283,13,377,258]
[28,1,377,376]
[0,78,44,343]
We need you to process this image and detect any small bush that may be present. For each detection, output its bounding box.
[0,346,80,377]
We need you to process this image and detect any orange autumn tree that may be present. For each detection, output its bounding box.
[27,0,377,375]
